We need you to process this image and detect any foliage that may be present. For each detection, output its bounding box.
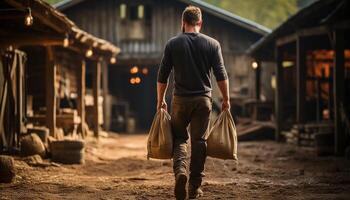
[45,0,62,5]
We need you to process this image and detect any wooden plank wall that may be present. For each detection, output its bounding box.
[63,0,262,89]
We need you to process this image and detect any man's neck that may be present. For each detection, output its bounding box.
[184,26,200,33]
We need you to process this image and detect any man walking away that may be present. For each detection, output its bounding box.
[157,6,230,200]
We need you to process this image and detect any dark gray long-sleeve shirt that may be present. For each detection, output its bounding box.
[157,32,228,97]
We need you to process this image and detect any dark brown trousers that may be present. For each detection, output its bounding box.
[171,95,212,188]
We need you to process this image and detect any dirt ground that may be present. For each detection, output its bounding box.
[1,133,350,200]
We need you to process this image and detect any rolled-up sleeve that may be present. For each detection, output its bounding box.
[212,43,228,81]
[157,42,173,83]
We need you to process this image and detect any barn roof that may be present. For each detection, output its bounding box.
[3,0,120,57]
[247,0,348,60]
[54,0,271,36]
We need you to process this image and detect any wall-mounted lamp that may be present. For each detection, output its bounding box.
[252,61,258,69]
[85,48,93,57]
[24,7,33,26]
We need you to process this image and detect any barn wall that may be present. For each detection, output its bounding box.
[62,0,264,130]
[63,0,262,92]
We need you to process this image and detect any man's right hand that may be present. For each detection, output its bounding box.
[157,100,167,111]
[222,99,230,111]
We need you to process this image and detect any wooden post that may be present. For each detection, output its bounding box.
[275,46,284,141]
[102,61,109,131]
[333,30,345,155]
[16,51,26,146]
[255,61,261,101]
[296,37,307,123]
[77,59,86,137]
[93,60,101,138]
[45,47,56,138]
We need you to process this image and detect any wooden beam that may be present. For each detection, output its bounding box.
[296,37,307,123]
[276,34,297,47]
[275,46,284,141]
[276,26,329,47]
[0,38,64,48]
[102,61,110,131]
[333,30,346,156]
[92,60,101,138]
[45,46,56,138]
[77,59,86,138]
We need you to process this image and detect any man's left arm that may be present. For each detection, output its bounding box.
[157,42,173,111]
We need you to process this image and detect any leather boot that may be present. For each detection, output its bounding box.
[174,173,187,200]
[188,184,203,199]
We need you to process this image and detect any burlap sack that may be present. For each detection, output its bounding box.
[207,110,238,160]
[147,109,173,159]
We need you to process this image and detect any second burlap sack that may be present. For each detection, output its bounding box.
[207,110,238,160]
[147,109,173,159]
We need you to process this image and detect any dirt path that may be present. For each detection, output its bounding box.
[1,134,350,200]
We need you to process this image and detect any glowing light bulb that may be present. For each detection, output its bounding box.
[252,61,258,69]
[142,68,148,75]
[110,57,116,64]
[24,8,33,26]
[63,37,69,47]
[86,49,93,57]
[130,78,136,84]
[135,77,141,84]
[130,66,139,74]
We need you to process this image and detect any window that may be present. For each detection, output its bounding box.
[119,4,152,41]
[138,5,144,19]
[120,4,127,19]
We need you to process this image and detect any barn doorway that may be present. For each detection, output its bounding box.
[108,64,157,132]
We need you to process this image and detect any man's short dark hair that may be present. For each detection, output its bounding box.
[182,6,202,26]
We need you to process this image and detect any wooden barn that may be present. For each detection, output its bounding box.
[55,0,270,132]
[0,0,120,152]
[248,0,350,155]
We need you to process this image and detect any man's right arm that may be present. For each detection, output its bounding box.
[217,79,230,111]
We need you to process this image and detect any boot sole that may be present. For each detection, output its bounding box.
[175,174,187,200]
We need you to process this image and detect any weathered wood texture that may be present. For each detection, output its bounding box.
[45,46,57,137]
[93,61,101,138]
[63,0,262,86]
[77,59,86,137]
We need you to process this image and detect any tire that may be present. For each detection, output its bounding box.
[0,156,15,183]
[50,140,85,151]
[51,149,85,164]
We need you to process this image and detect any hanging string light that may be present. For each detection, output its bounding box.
[63,35,69,47]
[24,7,33,26]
